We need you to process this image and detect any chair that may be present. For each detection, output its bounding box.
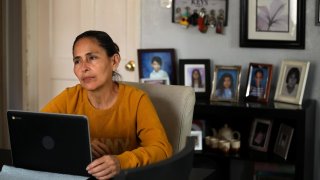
[122,82,196,153]
[114,136,195,180]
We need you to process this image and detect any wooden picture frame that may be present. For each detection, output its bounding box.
[249,118,273,152]
[172,0,229,26]
[191,130,203,151]
[210,65,241,102]
[240,0,306,49]
[274,123,294,160]
[138,49,176,85]
[179,59,211,99]
[245,63,273,103]
[316,0,320,25]
[274,60,310,105]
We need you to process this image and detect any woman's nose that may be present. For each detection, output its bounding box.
[80,61,90,72]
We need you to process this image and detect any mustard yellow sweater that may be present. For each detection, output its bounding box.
[41,83,172,169]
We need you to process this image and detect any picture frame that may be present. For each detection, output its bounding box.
[172,0,229,26]
[244,63,273,103]
[179,59,211,99]
[190,130,203,151]
[210,65,241,102]
[274,123,294,160]
[240,0,306,49]
[316,0,320,26]
[274,60,310,105]
[249,118,273,152]
[140,78,169,85]
[138,49,177,85]
[192,119,206,137]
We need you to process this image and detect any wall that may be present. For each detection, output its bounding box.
[141,0,320,179]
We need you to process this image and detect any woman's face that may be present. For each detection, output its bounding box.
[192,70,200,80]
[73,37,119,91]
[287,74,298,87]
[223,76,231,88]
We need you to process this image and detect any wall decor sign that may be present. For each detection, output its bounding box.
[172,0,228,34]
[240,0,305,49]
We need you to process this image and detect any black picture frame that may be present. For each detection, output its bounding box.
[244,63,273,103]
[240,0,306,49]
[316,0,320,25]
[138,49,177,85]
[172,0,229,26]
[179,59,211,100]
[249,118,273,152]
[274,123,294,160]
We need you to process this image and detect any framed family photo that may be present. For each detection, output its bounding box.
[274,123,294,160]
[179,59,211,99]
[240,0,306,49]
[249,118,273,152]
[274,60,310,105]
[172,0,229,26]
[210,65,241,102]
[245,63,273,103]
[190,130,203,151]
[138,49,176,85]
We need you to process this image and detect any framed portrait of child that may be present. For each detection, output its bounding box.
[244,63,273,103]
[138,49,177,85]
[179,59,211,99]
[210,65,241,102]
[274,60,310,105]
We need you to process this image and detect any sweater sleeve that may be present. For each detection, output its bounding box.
[116,94,173,169]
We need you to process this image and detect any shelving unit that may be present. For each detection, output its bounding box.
[192,99,316,180]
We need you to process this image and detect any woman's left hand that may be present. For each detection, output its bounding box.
[86,155,121,180]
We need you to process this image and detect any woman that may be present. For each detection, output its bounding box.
[41,30,172,179]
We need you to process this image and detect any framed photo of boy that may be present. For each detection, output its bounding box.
[179,59,211,99]
[210,65,241,102]
[274,123,294,160]
[245,63,273,103]
[190,130,203,151]
[138,49,177,85]
[249,118,273,152]
[274,60,310,105]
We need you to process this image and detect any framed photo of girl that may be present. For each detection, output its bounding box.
[179,59,211,99]
[138,49,177,85]
[210,65,241,102]
[245,63,273,103]
[274,60,310,105]
[249,118,273,152]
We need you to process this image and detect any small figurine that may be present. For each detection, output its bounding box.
[208,9,216,28]
[174,7,182,23]
[188,9,199,26]
[197,8,208,33]
[216,9,225,34]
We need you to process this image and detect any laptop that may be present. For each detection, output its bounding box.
[7,110,92,177]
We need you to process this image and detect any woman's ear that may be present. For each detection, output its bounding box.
[112,54,121,71]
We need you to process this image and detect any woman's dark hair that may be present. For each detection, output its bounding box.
[191,69,203,88]
[216,73,234,96]
[286,67,300,84]
[72,30,121,81]
[151,56,162,66]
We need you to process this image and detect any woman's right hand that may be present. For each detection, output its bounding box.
[91,139,110,159]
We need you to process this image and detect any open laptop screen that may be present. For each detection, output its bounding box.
[7,110,92,176]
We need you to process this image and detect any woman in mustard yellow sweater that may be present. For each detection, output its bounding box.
[41,30,172,179]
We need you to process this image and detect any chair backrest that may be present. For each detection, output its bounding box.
[114,136,195,180]
[122,82,196,153]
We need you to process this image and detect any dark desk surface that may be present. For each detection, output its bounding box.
[0,149,214,179]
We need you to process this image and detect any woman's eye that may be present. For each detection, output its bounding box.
[73,60,80,65]
[89,55,97,60]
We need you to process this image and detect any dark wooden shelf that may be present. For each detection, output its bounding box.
[192,99,316,180]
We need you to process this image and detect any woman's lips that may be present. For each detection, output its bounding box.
[82,77,94,83]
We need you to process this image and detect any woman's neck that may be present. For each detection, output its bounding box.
[87,82,119,110]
